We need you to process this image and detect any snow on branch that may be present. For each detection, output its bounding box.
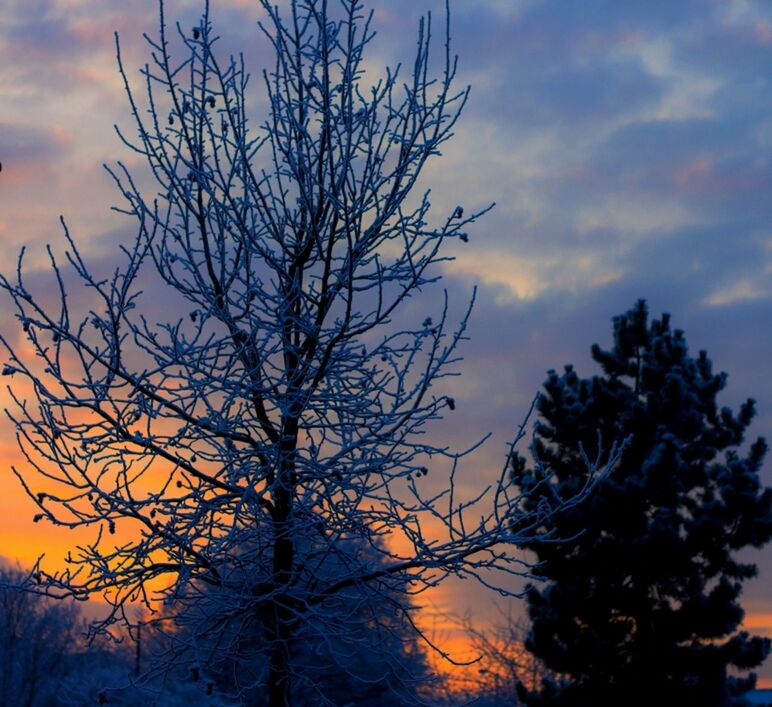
[0,1,623,702]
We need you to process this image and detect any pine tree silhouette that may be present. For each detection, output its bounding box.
[513,300,772,707]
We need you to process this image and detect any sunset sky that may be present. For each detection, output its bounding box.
[1,0,771,687]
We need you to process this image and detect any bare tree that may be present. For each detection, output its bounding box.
[0,562,82,707]
[450,607,551,705]
[0,1,620,703]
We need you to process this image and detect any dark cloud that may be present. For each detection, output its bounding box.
[675,17,772,82]
[597,118,742,171]
[0,1,111,64]
[0,122,70,164]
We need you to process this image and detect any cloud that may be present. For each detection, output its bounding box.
[0,122,73,187]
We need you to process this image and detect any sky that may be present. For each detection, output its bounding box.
[1,0,771,688]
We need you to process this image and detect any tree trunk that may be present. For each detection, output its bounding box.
[268,427,297,706]
[268,529,294,706]
[267,596,293,706]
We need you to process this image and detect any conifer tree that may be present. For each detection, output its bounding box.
[513,300,772,707]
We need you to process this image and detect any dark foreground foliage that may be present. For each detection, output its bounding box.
[0,555,431,706]
[512,300,772,707]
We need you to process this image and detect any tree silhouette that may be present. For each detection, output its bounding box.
[0,1,618,703]
[0,563,82,707]
[513,300,772,707]
[452,607,551,705]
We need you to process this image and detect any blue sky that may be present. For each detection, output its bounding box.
[1,0,771,683]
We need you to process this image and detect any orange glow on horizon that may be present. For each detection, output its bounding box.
[1,425,772,692]
[744,612,772,642]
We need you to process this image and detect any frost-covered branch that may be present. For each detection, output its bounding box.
[1,1,621,703]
